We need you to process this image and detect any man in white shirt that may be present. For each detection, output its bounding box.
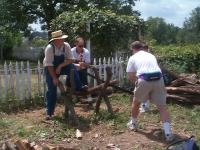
[71,37,91,86]
[71,37,94,103]
[126,41,174,142]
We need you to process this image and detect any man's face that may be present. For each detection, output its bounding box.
[54,39,64,48]
[76,40,84,52]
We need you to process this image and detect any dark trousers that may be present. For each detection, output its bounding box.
[45,64,82,116]
[78,69,88,86]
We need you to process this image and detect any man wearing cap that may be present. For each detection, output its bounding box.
[43,30,85,120]
[126,41,174,142]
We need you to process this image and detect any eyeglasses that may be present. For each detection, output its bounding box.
[78,45,84,48]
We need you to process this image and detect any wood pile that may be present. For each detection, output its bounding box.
[166,73,200,104]
[2,139,78,150]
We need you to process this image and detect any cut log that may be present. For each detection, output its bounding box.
[170,74,200,87]
[15,140,27,150]
[166,87,200,95]
[167,94,200,104]
[87,80,117,93]
[5,141,17,150]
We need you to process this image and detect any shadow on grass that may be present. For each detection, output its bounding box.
[136,128,187,147]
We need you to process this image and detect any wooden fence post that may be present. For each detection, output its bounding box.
[0,74,2,100]
[20,61,25,100]
[103,57,106,81]
[93,58,97,86]
[98,58,102,84]
[4,62,8,97]
[112,57,115,79]
[27,61,31,98]
[9,62,15,97]
[37,60,41,95]
[15,62,20,99]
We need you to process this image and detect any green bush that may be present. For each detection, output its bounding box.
[31,38,48,47]
[151,44,200,76]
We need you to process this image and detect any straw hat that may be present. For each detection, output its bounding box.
[49,30,68,42]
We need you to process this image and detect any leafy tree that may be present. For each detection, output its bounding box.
[0,0,140,59]
[178,7,200,43]
[0,0,25,60]
[0,0,139,31]
[144,17,179,45]
[51,8,140,57]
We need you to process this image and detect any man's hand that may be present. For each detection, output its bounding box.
[53,78,59,86]
[56,66,62,75]
[127,72,137,83]
[79,62,87,69]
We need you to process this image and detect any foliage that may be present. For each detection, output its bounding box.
[51,8,141,57]
[151,44,200,75]
[31,38,48,47]
[143,7,200,45]
[0,0,35,34]
[0,0,139,58]
[0,31,23,59]
[0,0,139,32]
[143,17,180,45]
[177,7,200,43]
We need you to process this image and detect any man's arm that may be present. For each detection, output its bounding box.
[47,66,59,86]
[80,50,91,69]
[56,43,74,74]
[56,59,73,74]
[127,72,137,83]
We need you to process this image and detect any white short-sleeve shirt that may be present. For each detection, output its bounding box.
[71,47,91,64]
[43,42,72,67]
[126,50,161,76]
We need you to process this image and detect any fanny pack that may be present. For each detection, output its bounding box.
[139,72,162,81]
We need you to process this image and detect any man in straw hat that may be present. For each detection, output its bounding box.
[126,41,174,142]
[43,30,86,120]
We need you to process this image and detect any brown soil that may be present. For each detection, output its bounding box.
[3,103,189,150]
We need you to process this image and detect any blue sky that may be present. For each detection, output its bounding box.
[134,0,200,27]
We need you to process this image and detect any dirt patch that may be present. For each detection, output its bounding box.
[1,103,189,150]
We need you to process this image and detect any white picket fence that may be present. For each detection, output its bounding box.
[0,56,128,104]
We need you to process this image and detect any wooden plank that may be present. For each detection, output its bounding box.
[166,87,200,95]
[98,58,102,82]
[93,58,97,86]
[9,62,15,97]
[37,60,41,95]
[20,61,25,100]
[4,62,8,97]
[0,75,2,100]
[15,62,20,99]
[27,61,31,98]
[103,57,106,81]
[112,57,115,79]
[115,57,119,79]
